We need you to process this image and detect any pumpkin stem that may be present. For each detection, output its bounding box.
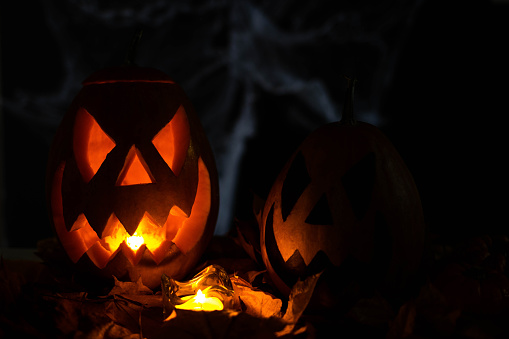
[340,76,358,126]
[124,28,144,66]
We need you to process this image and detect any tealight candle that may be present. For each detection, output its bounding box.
[175,289,223,311]
[161,264,235,317]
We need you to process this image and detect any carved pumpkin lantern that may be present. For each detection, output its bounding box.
[46,65,219,289]
[260,78,425,308]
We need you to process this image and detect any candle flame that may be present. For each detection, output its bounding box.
[125,232,144,251]
[195,289,205,303]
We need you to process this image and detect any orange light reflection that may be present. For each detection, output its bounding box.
[126,232,145,251]
[102,213,166,254]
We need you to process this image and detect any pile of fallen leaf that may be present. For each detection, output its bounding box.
[0,235,320,338]
[1,233,509,338]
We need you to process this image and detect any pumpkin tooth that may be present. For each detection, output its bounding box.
[98,212,166,257]
[133,212,166,252]
[101,213,129,253]
[147,239,173,264]
[87,241,120,269]
[121,241,145,265]
[67,213,101,262]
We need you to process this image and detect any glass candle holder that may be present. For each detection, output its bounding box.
[162,264,235,315]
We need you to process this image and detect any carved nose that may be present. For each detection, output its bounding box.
[116,146,155,186]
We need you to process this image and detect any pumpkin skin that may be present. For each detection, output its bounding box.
[260,79,425,305]
[46,66,219,289]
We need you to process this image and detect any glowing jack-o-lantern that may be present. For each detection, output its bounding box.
[46,66,219,289]
[260,78,425,307]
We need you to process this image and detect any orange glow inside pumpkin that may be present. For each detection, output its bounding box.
[152,104,190,176]
[51,103,210,269]
[51,157,212,268]
[74,108,116,183]
[125,233,144,251]
[116,146,155,186]
[73,104,190,184]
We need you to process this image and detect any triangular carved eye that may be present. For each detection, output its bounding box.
[116,146,155,186]
[305,193,333,225]
[74,108,116,183]
[152,105,190,176]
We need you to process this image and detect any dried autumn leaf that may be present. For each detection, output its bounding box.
[234,284,282,318]
[393,281,461,337]
[234,218,262,265]
[204,257,259,277]
[230,275,282,318]
[52,297,81,335]
[276,272,322,337]
[75,320,135,339]
[105,296,144,335]
[0,258,24,311]
[107,276,161,310]
[109,276,153,296]
[242,270,267,285]
[46,292,112,336]
[157,309,285,339]
[387,301,416,339]
[416,282,462,336]
[282,272,322,324]
[230,275,252,288]
[102,293,164,339]
[101,276,164,338]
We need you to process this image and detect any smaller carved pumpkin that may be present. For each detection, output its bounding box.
[46,65,219,289]
[260,78,426,307]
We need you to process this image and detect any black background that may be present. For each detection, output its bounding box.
[1,0,508,248]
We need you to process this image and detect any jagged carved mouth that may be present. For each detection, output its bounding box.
[51,157,211,269]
